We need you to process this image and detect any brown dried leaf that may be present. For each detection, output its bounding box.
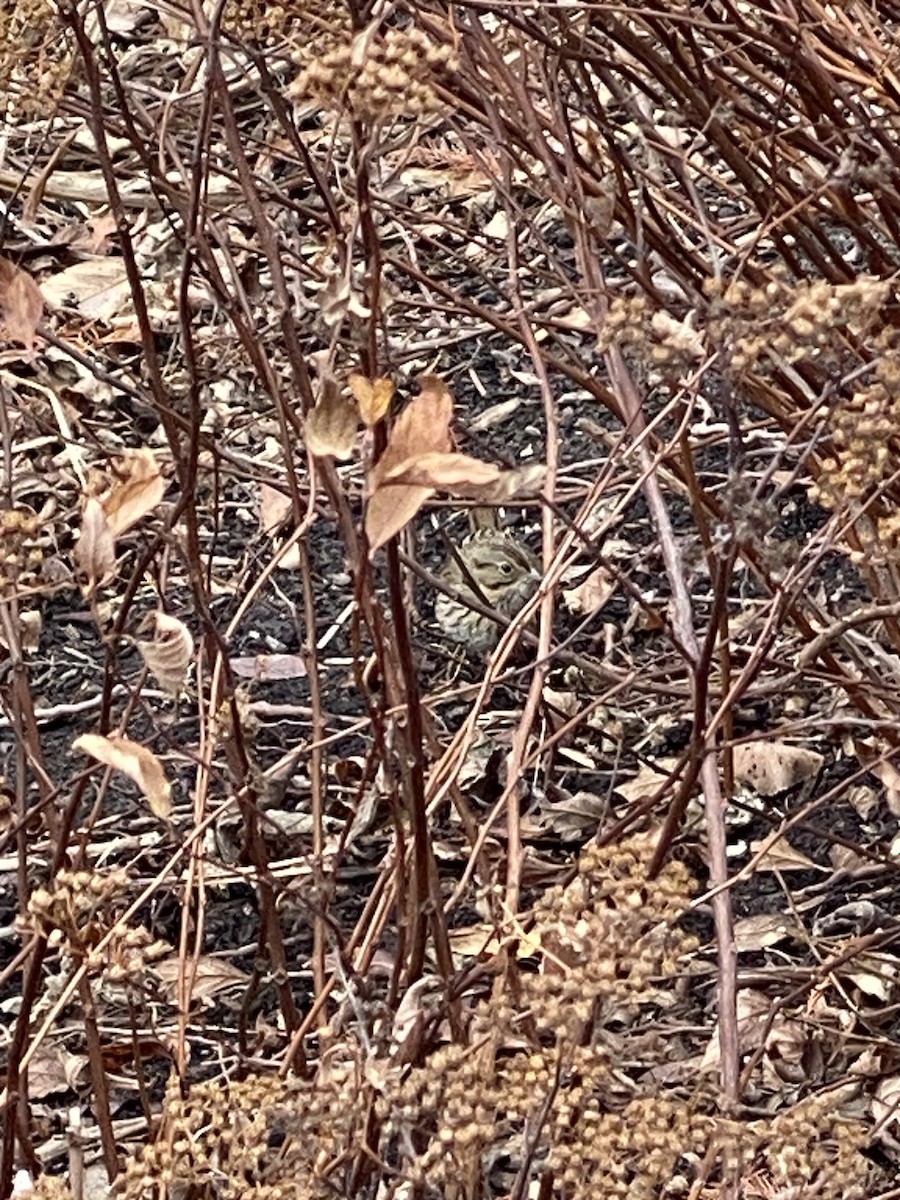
[103,448,165,536]
[614,759,678,804]
[0,610,42,653]
[0,256,42,352]
[365,480,434,555]
[845,953,898,1002]
[474,462,547,503]
[749,836,824,873]
[40,258,130,321]
[75,497,116,592]
[259,483,291,535]
[873,1074,900,1137]
[563,566,615,615]
[136,612,194,695]
[733,741,823,796]
[734,913,801,953]
[369,375,454,484]
[73,732,172,820]
[229,653,308,680]
[349,373,394,426]
[853,739,900,817]
[305,376,359,459]
[27,1042,78,1099]
[585,174,617,237]
[154,953,250,1002]
[365,375,453,552]
[380,451,501,493]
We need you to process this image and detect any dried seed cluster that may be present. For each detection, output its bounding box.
[224,0,350,50]
[122,1063,365,1200]
[0,0,73,119]
[25,867,130,939]
[22,867,167,984]
[809,347,900,514]
[108,837,871,1199]
[101,923,170,983]
[21,1177,73,1200]
[706,273,891,373]
[764,1094,868,1200]
[507,839,698,1039]
[0,507,45,595]
[547,1096,715,1200]
[600,294,705,373]
[377,838,700,1192]
[290,26,458,120]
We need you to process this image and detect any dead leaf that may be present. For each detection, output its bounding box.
[136,612,194,695]
[380,451,501,493]
[349,373,394,426]
[73,733,172,820]
[845,953,898,1002]
[585,175,617,237]
[733,913,801,953]
[365,375,453,553]
[542,686,580,716]
[557,746,596,768]
[305,375,359,459]
[259,483,291,535]
[474,462,546,503]
[702,988,807,1072]
[749,836,824,873]
[733,740,823,796]
[540,790,607,839]
[86,212,118,254]
[873,1073,900,1136]
[26,1042,81,1099]
[229,653,308,680]
[448,923,507,961]
[482,210,510,240]
[387,977,437,1066]
[614,759,679,804]
[845,783,880,822]
[40,257,130,321]
[853,739,900,817]
[74,497,116,592]
[0,610,42,653]
[103,448,165,536]
[0,256,42,352]
[154,954,250,1002]
[262,808,313,837]
[563,566,615,615]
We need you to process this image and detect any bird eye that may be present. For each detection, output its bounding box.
[498,561,514,576]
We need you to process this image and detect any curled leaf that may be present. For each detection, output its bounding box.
[136,612,194,695]
[563,566,615,615]
[73,732,172,820]
[75,497,116,594]
[305,375,359,459]
[229,653,308,681]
